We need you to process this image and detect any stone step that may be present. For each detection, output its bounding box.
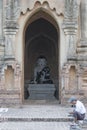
[0,105,87,130]
[0,122,71,130]
[0,119,87,130]
[0,116,73,122]
[0,104,74,123]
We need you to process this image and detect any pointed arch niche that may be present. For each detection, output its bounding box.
[24,9,60,101]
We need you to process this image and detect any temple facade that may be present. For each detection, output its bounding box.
[0,0,87,106]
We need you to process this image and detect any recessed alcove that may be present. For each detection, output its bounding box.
[24,13,59,100]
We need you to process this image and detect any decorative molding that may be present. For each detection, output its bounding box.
[0,60,21,89]
[63,0,80,31]
[2,61,21,76]
[62,0,80,60]
[62,62,81,74]
[64,0,80,20]
[21,1,64,16]
[62,22,78,32]
[4,0,20,29]
[6,0,20,20]
[4,21,19,29]
[61,62,84,99]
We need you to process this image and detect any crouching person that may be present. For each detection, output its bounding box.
[68,97,86,123]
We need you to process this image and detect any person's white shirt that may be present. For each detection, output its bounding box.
[74,100,86,114]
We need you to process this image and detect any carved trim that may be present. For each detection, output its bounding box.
[6,0,20,20]
[0,61,21,76]
[62,63,80,74]
[63,0,80,31]
[64,0,80,19]
[21,1,63,16]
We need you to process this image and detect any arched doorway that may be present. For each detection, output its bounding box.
[24,12,59,101]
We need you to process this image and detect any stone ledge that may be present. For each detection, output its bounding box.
[0,117,73,123]
[0,90,20,94]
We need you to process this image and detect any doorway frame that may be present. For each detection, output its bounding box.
[17,7,64,104]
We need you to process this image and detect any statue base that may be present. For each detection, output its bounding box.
[27,84,56,100]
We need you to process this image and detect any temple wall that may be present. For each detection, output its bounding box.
[0,0,87,106]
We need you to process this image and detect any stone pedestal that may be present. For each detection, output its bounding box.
[27,84,56,100]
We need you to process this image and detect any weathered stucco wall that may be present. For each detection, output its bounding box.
[0,0,87,106]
